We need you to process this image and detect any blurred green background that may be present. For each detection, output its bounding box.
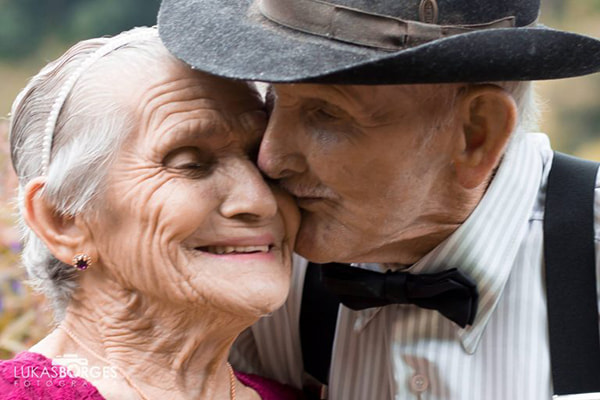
[0,1,599,358]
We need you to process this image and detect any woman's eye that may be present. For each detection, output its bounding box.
[163,147,213,177]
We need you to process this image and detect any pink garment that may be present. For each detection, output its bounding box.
[0,351,103,399]
[235,371,305,400]
[0,352,304,400]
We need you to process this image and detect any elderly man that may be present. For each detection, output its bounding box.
[158,0,600,399]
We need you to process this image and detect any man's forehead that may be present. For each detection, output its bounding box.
[271,83,437,103]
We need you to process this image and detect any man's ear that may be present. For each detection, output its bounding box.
[453,85,517,189]
[22,177,96,266]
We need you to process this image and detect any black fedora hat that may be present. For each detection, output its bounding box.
[158,0,600,84]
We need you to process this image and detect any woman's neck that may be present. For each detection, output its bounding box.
[32,272,259,400]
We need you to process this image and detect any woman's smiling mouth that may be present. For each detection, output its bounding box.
[199,245,272,255]
[193,234,280,260]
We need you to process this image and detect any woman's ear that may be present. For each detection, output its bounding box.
[452,85,517,189]
[22,177,96,266]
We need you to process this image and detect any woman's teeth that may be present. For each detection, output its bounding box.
[204,245,270,255]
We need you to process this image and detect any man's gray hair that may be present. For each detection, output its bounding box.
[498,80,539,133]
[9,26,174,320]
[419,80,538,143]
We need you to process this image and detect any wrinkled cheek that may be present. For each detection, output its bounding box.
[160,244,217,304]
[345,201,399,238]
[96,172,214,302]
[312,200,383,246]
[340,172,414,235]
[298,210,339,248]
[96,214,183,299]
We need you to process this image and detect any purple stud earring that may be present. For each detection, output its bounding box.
[72,254,92,270]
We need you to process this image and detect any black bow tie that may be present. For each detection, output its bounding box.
[320,263,479,328]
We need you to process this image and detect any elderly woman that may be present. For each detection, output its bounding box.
[0,26,301,400]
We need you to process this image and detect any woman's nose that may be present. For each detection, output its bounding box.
[219,159,278,221]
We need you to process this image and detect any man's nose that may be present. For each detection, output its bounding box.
[258,107,308,179]
[219,159,278,221]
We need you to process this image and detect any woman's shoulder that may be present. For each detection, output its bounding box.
[0,351,105,399]
[235,371,306,400]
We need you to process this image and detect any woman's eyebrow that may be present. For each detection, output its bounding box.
[151,116,226,150]
[238,109,267,134]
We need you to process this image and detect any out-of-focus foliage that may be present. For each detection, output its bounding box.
[0,0,160,59]
[0,119,53,359]
[537,1,600,158]
[0,0,45,58]
[65,0,161,43]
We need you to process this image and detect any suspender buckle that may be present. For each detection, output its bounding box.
[303,371,328,399]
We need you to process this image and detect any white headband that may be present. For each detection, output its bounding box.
[41,27,158,176]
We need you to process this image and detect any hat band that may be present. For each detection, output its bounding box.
[258,0,516,51]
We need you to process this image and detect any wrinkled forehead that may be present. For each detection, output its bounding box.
[269,82,459,112]
[116,60,263,112]
[113,63,266,145]
[100,61,262,129]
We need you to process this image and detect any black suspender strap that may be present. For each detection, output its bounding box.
[544,152,600,398]
[300,262,341,398]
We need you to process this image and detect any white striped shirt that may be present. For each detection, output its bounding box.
[231,133,600,400]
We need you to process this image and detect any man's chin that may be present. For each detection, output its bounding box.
[295,246,332,264]
[294,221,347,263]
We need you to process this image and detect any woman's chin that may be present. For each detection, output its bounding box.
[222,282,291,320]
[254,292,289,317]
[180,256,292,317]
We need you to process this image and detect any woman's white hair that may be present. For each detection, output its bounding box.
[9,26,177,320]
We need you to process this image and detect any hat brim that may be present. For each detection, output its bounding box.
[158,0,600,84]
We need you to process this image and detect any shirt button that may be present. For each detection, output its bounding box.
[410,373,429,393]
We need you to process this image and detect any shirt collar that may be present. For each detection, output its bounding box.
[352,134,546,347]
[408,133,545,353]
